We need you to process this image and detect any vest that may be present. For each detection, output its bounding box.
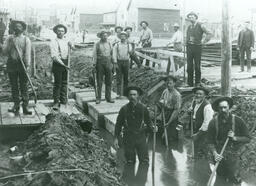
[96,41,112,60]
[192,99,210,132]
[186,23,204,45]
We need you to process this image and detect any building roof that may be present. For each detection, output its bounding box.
[130,0,179,10]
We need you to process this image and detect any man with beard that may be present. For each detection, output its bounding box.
[93,30,115,104]
[207,97,250,185]
[114,86,157,185]
[159,75,181,143]
[50,24,73,110]
[189,87,214,157]
[1,20,32,115]
[186,12,212,87]
[111,26,123,46]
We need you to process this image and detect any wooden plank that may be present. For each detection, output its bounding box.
[88,99,128,121]
[156,49,184,58]
[147,80,165,96]
[1,102,22,125]
[34,103,50,123]
[59,103,80,115]
[19,107,41,125]
[104,114,118,135]
[135,51,162,65]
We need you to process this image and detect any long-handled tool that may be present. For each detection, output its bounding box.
[92,66,98,100]
[13,39,37,104]
[162,107,169,148]
[66,46,71,104]
[207,137,230,186]
[151,105,157,186]
[190,112,195,158]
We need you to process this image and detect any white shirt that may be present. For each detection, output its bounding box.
[193,101,214,131]
[170,30,183,44]
[50,38,70,60]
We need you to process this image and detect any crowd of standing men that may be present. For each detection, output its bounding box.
[0,10,253,186]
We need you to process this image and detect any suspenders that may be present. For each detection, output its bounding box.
[123,104,145,131]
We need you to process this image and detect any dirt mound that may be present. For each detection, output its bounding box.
[0,113,122,186]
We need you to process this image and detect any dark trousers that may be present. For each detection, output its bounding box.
[130,52,141,68]
[164,109,179,141]
[0,32,4,44]
[96,58,113,101]
[140,42,152,66]
[123,133,149,164]
[8,70,29,107]
[187,44,202,86]
[52,60,68,104]
[240,47,251,71]
[117,60,129,96]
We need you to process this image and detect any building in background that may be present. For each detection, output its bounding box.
[79,13,103,31]
[102,11,117,29]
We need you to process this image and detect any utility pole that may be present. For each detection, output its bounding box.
[221,0,232,97]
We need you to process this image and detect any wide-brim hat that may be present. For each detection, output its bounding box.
[192,87,210,95]
[124,86,144,97]
[97,30,111,38]
[124,26,133,32]
[140,21,149,26]
[115,26,123,32]
[53,24,67,34]
[12,20,27,30]
[161,75,178,82]
[119,31,128,37]
[173,23,180,27]
[187,11,198,19]
[212,96,234,112]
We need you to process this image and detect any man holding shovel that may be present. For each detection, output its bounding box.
[1,20,32,115]
[50,24,73,110]
[207,97,250,185]
[159,75,181,145]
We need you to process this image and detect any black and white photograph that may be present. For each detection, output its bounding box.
[0,0,255,185]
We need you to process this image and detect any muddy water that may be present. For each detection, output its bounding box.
[100,129,256,186]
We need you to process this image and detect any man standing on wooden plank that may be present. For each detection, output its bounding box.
[166,23,183,52]
[186,12,212,87]
[159,75,182,143]
[124,26,141,68]
[93,30,115,104]
[50,24,73,110]
[189,87,213,157]
[114,86,157,165]
[1,20,32,115]
[113,31,132,98]
[237,21,254,72]
[207,97,250,185]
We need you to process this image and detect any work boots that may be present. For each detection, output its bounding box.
[52,102,60,111]
[8,104,20,116]
[22,105,32,115]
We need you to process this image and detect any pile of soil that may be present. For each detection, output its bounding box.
[0,113,122,186]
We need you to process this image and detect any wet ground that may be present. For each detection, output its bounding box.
[100,129,256,186]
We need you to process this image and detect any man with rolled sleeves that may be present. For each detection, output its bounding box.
[159,75,182,142]
[208,97,250,185]
[93,30,115,104]
[114,86,157,164]
[113,31,132,98]
[1,20,32,115]
[50,24,73,110]
[166,23,183,52]
[186,12,212,87]
[189,87,214,157]
[238,21,254,72]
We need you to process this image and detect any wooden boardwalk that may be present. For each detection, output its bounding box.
[0,100,80,127]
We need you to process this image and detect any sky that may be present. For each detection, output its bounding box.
[4,0,256,22]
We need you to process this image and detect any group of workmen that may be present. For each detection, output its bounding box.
[0,11,253,186]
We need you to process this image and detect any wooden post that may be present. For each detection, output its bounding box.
[31,46,36,77]
[182,0,186,84]
[221,0,232,97]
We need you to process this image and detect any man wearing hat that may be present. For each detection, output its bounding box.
[1,20,32,115]
[124,26,141,68]
[114,86,157,165]
[139,21,153,48]
[238,21,254,72]
[50,24,73,110]
[166,23,183,52]
[159,75,182,142]
[186,12,212,87]
[113,31,132,98]
[189,86,214,156]
[111,26,123,46]
[208,97,250,185]
[93,30,115,104]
